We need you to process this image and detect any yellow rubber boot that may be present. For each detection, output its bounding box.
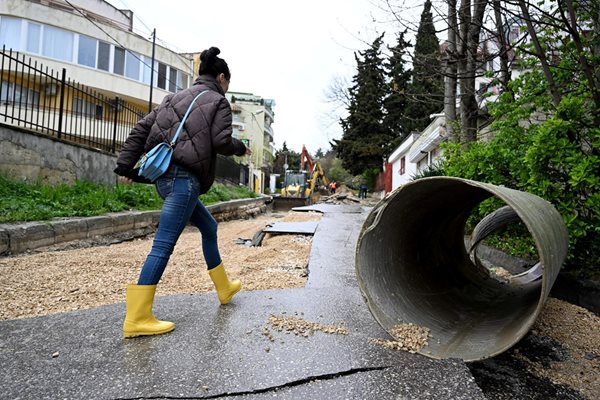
[208,263,242,305]
[123,284,175,338]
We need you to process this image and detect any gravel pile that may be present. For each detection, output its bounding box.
[526,298,600,399]
[369,323,432,353]
[266,314,349,337]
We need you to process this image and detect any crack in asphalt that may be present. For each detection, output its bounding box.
[114,365,391,399]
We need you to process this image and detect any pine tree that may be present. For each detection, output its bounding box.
[334,34,390,176]
[383,30,412,146]
[404,0,443,133]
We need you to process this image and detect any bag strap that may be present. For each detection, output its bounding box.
[170,89,209,146]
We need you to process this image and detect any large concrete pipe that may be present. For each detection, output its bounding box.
[355,177,569,361]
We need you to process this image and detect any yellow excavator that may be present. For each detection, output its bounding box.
[274,145,330,210]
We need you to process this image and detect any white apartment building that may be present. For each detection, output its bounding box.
[387,133,419,189]
[0,0,193,111]
[226,91,275,193]
[387,115,446,192]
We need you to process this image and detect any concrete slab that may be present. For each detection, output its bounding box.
[263,221,319,235]
[85,215,113,238]
[50,217,88,243]
[108,212,136,233]
[4,221,55,253]
[292,204,363,214]
[0,227,8,254]
[306,206,365,289]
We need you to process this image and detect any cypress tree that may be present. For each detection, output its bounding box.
[404,0,443,133]
[334,34,390,176]
[383,30,412,147]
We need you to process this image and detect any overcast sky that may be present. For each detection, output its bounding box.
[106,0,419,154]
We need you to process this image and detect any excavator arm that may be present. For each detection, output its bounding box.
[300,145,314,173]
[275,145,329,210]
[307,161,330,196]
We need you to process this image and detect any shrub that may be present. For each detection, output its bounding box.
[0,175,256,223]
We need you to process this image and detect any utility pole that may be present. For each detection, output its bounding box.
[148,28,156,113]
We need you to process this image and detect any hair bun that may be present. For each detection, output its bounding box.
[201,47,221,65]
[197,46,230,80]
[206,47,220,57]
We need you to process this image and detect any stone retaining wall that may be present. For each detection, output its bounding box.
[0,124,118,186]
[0,197,269,256]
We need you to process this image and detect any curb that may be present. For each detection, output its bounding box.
[0,196,271,256]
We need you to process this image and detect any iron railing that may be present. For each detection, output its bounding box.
[216,155,249,186]
[0,46,249,185]
[0,46,144,153]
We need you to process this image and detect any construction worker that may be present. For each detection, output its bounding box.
[359,181,368,199]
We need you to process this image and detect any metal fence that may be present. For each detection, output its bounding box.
[1,46,144,153]
[216,155,249,186]
[0,46,249,185]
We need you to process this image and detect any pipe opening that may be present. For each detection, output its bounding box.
[356,177,568,361]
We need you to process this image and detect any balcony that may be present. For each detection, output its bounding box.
[408,116,446,163]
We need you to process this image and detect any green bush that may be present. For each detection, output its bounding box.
[442,94,600,273]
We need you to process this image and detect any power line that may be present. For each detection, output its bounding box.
[106,0,196,72]
[110,0,153,35]
[63,0,187,92]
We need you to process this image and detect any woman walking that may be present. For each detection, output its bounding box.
[114,47,250,338]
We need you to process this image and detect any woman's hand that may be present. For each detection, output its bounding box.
[245,146,252,156]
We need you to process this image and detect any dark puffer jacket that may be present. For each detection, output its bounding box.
[114,75,247,194]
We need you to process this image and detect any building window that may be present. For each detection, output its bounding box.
[399,156,406,175]
[169,67,177,92]
[0,16,22,51]
[113,47,125,75]
[1,80,40,107]
[26,22,41,53]
[42,25,73,62]
[142,57,154,85]
[73,97,92,116]
[1,16,188,94]
[97,41,110,71]
[125,50,140,80]
[77,35,97,68]
[177,70,189,91]
[73,96,102,119]
[157,62,167,89]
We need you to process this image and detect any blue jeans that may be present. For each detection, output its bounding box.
[138,165,222,285]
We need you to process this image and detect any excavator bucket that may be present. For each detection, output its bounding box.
[271,196,310,211]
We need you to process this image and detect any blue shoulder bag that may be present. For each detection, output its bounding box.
[136,90,208,182]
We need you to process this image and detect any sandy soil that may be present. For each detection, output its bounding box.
[0,210,321,321]
[0,203,598,399]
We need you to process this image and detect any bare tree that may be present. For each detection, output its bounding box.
[456,0,488,142]
[493,0,511,92]
[517,0,562,107]
[443,0,458,139]
[323,75,351,109]
[559,0,600,111]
